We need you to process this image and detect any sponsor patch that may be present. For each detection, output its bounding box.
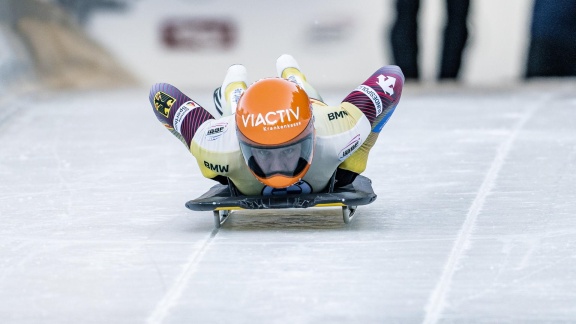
[154,91,175,118]
[173,101,197,135]
[241,107,300,128]
[328,110,349,121]
[287,75,304,89]
[229,87,244,113]
[203,161,229,173]
[356,85,383,117]
[206,122,228,141]
[376,75,396,96]
[338,134,361,161]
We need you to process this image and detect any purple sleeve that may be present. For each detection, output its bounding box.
[149,83,214,148]
[342,65,404,129]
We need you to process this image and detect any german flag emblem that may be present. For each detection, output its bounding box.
[154,91,175,118]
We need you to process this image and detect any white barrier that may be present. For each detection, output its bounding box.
[87,0,533,90]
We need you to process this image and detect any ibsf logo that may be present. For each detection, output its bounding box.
[338,134,361,161]
[377,75,396,96]
[241,107,300,128]
[206,122,228,141]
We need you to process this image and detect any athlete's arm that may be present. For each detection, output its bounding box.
[342,65,404,132]
[333,66,405,186]
[149,83,230,185]
[149,83,214,149]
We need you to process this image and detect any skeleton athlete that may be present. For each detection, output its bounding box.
[149,54,404,196]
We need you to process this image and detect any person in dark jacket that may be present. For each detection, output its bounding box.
[526,0,576,78]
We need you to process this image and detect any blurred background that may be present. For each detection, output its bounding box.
[2,0,574,96]
[2,2,576,322]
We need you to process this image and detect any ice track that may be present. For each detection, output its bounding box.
[1,83,576,323]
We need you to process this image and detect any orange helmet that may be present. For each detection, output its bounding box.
[236,78,315,188]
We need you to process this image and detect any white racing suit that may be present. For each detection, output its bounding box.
[149,66,404,196]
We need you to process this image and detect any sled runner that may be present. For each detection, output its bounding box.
[186,174,377,228]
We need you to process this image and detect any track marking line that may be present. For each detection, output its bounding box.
[422,102,542,324]
[147,230,218,324]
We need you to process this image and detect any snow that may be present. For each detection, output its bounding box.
[1,82,576,323]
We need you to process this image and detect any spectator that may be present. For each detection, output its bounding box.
[525,0,576,78]
[390,0,470,81]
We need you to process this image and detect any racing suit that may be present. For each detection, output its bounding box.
[149,65,404,196]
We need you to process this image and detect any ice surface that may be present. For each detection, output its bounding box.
[1,83,576,323]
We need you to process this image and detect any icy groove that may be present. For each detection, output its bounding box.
[147,230,218,324]
[422,100,542,324]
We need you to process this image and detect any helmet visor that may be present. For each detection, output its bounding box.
[240,133,314,180]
